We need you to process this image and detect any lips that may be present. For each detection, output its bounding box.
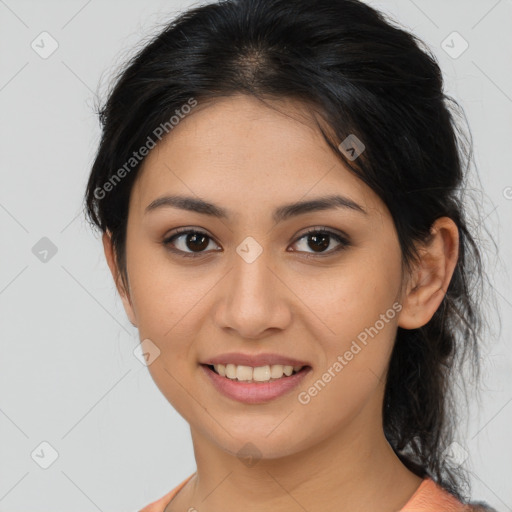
[201,352,310,368]
[200,363,312,404]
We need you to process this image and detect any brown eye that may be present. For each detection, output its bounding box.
[163,229,220,257]
[289,228,351,256]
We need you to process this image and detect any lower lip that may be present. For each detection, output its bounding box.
[200,364,311,404]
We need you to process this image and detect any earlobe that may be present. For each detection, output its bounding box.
[102,231,138,328]
[397,217,459,330]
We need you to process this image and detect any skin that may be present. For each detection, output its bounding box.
[102,94,459,512]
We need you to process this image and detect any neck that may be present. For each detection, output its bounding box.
[168,400,424,512]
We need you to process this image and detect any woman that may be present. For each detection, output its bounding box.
[84,0,498,510]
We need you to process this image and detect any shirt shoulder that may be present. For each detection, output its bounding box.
[139,473,496,512]
[399,478,495,512]
[138,473,196,512]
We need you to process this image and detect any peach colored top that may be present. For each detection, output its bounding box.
[139,473,477,512]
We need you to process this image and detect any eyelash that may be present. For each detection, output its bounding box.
[162,226,351,259]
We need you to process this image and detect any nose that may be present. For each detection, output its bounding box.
[213,243,292,339]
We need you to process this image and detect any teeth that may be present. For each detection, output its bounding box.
[212,363,304,382]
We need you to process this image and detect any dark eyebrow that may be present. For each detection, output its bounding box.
[144,194,367,222]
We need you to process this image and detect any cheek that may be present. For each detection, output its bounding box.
[304,251,402,338]
[306,247,402,389]
[125,237,209,334]
[296,299,399,433]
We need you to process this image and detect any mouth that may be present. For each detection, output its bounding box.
[203,363,309,383]
[200,362,312,404]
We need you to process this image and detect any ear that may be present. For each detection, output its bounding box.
[102,231,138,327]
[397,217,459,330]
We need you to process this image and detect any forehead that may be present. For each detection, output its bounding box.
[130,94,384,220]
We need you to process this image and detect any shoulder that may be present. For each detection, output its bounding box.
[400,478,496,512]
[138,473,196,512]
[138,489,176,512]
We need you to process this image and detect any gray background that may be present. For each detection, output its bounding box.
[0,0,510,511]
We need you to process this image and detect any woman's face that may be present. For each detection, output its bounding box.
[110,94,409,460]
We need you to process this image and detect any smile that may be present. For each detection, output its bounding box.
[200,363,311,404]
[211,363,304,382]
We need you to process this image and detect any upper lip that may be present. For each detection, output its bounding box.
[202,352,310,368]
